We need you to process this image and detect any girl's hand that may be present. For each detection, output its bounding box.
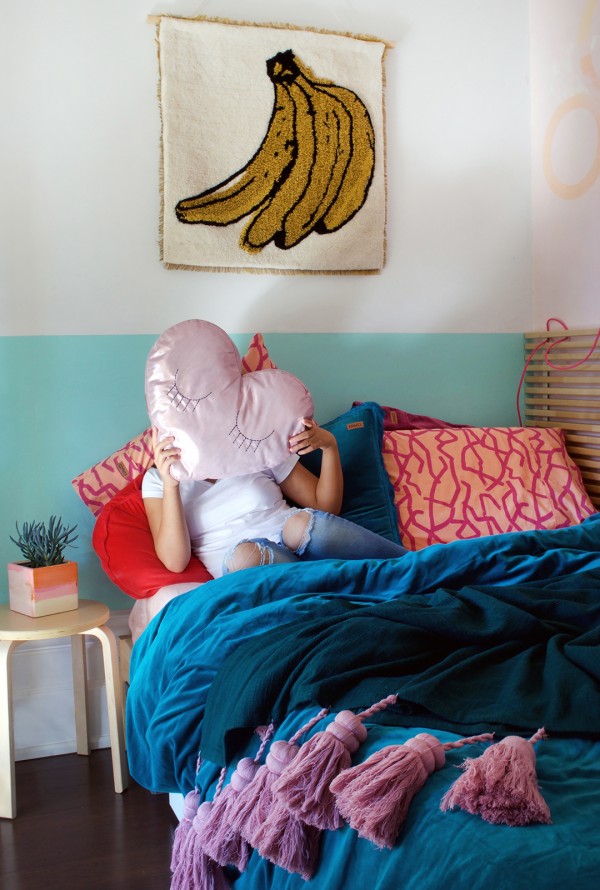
[282,418,343,514]
[289,418,337,456]
[152,427,181,487]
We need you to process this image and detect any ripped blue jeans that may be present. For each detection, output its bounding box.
[222,508,407,574]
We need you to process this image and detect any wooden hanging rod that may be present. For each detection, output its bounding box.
[146,14,396,47]
[525,327,600,339]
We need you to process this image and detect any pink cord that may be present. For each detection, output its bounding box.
[517,318,600,425]
[528,727,548,745]
[254,723,275,761]
[357,694,398,720]
[443,732,494,750]
[213,766,228,799]
[285,696,396,746]
[441,729,546,751]
[288,707,330,746]
[212,723,276,801]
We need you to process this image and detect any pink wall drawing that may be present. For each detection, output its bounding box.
[531,0,600,327]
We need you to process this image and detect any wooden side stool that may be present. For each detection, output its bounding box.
[119,633,133,688]
[0,599,129,819]
[118,632,133,731]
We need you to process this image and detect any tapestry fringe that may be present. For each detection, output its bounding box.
[161,262,381,276]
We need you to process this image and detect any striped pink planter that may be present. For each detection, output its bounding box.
[7,561,78,618]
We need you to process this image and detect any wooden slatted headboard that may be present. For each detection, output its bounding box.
[523,327,600,510]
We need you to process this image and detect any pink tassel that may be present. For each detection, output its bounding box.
[330,732,494,849]
[440,728,552,826]
[227,751,282,845]
[252,741,321,880]
[224,710,328,879]
[200,723,274,871]
[228,709,328,846]
[231,740,301,845]
[272,695,398,830]
[171,801,231,890]
[199,758,259,870]
[170,789,200,873]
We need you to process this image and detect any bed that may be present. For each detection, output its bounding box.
[127,521,600,890]
[77,328,600,889]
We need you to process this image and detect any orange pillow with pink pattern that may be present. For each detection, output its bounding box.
[382,426,596,550]
[72,333,278,515]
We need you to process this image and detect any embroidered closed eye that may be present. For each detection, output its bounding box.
[229,410,274,452]
[167,370,212,412]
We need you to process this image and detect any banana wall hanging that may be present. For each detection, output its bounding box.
[175,50,376,254]
[154,16,390,273]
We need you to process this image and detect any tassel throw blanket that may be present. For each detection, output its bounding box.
[154,16,389,273]
[126,515,600,888]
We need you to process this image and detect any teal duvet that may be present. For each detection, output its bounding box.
[127,514,600,889]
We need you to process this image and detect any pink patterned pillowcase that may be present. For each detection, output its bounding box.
[382,426,596,550]
[242,332,277,373]
[71,429,155,517]
[72,333,278,515]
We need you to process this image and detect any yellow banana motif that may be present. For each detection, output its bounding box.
[292,55,376,235]
[241,75,316,252]
[175,48,376,252]
[175,78,297,225]
[278,71,352,249]
[312,82,375,234]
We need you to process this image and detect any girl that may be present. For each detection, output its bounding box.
[143,419,406,579]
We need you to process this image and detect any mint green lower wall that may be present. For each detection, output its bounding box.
[0,333,523,609]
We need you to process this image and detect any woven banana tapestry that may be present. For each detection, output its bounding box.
[155,16,389,273]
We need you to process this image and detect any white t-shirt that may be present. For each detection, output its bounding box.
[141,455,298,578]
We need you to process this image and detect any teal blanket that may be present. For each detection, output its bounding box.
[127,515,600,889]
[201,569,600,765]
[128,514,600,789]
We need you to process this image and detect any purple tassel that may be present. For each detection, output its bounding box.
[171,801,231,890]
[331,732,493,849]
[200,723,275,870]
[251,741,321,880]
[440,729,551,826]
[272,695,398,830]
[228,709,326,846]
[170,789,200,873]
[199,758,258,870]
[223,710,328,879]
[254,805,320,880]
[229,740,298,846]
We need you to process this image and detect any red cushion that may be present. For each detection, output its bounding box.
[92,476,212,599]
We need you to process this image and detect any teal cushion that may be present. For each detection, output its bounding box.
[300,402,401,543]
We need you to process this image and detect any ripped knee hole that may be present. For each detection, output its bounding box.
[226,541,263,573]
[282,510,311,552]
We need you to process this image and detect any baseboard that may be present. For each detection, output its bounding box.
[11,608,131,761]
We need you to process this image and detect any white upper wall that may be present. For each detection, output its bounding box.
[2,0,532,335]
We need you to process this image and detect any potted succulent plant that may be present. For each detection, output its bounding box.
[8,516,79,617]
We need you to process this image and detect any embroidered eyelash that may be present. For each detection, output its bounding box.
[229,411,274,452]
[167,371,212,412]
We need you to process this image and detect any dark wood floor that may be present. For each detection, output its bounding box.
[0,749,178,890]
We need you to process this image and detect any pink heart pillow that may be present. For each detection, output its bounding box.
[145,320,314,481]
